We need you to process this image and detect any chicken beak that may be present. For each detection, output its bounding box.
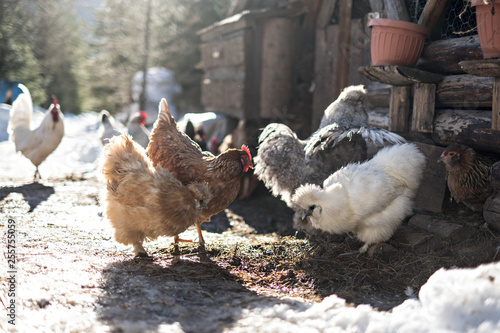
[201,201,208,209]
[437,151,446,163]
[301,209,312,220]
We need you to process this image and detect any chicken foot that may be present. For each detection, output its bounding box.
[34,167,41,182]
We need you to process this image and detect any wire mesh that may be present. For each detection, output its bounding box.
[406,0,477,39]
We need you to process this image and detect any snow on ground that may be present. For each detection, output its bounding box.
[1,108,500,332]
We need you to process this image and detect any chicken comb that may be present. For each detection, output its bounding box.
[51,95,59,107]
[241,145,252,160]
[139,111,148,125]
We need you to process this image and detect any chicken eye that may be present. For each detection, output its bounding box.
[309,205,316,211]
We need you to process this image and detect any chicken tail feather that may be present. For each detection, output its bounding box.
[7,83,33,140]
[158,98,175,126]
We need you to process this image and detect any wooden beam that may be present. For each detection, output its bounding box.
[335,0,353,93]
[417,0,449,31]
[418,35,482,74]
[493,78,500,130]
[367,75,494,109]
[359,66,442,86]
[316,0,338,29]
[433,109,500,153]
[436,75,493,109]
[383,0,410,21]
[459,59,500,77]
[412,83,436,133]
[389,85,411,132]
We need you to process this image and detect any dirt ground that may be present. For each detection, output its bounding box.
[1,173,499,331]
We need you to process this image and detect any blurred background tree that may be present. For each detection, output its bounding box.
[0,0,231,114]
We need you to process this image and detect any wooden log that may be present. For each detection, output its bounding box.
[494,78,500,130]
[388,85,411,132]
[382,0,410,21]
[316,0,338,29]
[459,59,500,77]
[417,0,449,31]
[483,193,500,232]
[418,35,483,74]
[412,83,436,133]
[433,109,500,153]
[459,60,500,130]
[366,74,494,109]
[436,75,493,109]
[359,66,442,86]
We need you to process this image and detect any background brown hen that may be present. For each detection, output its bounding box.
[439,144,495,211]
[147,99,253,246]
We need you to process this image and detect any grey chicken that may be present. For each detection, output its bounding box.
[255,85,405,209]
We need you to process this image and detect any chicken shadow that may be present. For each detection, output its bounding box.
[0,182,55,212]
[96,254,292,333]
[204,182,296,236]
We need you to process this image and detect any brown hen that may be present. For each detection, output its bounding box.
[439,144,494,211]
[100,134,212,257]
[147,99,253,245]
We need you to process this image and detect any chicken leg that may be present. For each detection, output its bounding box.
[34,167,41,182]
[195,222,205,247]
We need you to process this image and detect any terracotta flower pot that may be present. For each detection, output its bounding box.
[471,0,500,59]
[369,18,430,67]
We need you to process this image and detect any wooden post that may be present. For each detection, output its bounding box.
[493,78,500,130]
[417,0,449,32]
[389,85,411,132]
[412,83,436,133]
[335,0,353,95]
[383,0,410,21]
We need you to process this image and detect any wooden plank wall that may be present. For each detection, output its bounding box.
[312,0,370,132]
[260,18,295,119]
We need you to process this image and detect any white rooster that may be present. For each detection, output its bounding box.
[7,84,64,180]
[291,143,426,253]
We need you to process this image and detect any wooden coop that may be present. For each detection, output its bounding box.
[312,0,500,215]
[198,4,305,121]
[199,0,500,218]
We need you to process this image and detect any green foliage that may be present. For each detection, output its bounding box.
[0,0,45,104]
[153,0,232,112]
[0,0,232,114]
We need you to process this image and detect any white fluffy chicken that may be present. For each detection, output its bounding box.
[8,84,64,180]
[291,143,426,253]
[100,134,212,257]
